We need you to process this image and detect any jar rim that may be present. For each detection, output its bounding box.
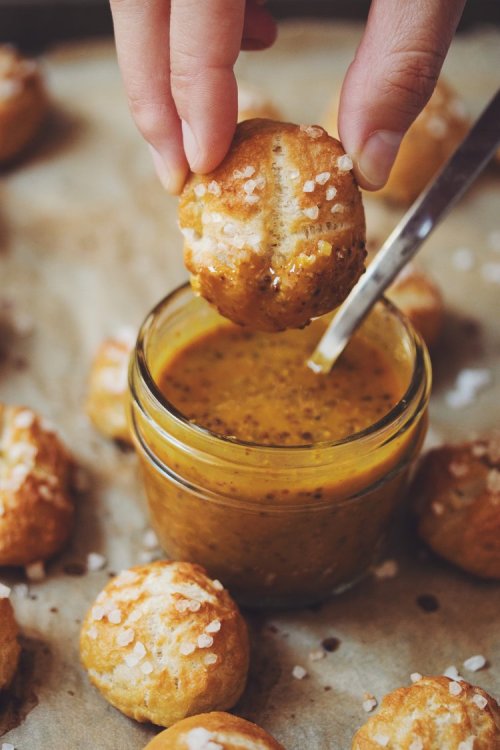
[133,283,431,455]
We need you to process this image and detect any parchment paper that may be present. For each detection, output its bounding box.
[0,21,499,750]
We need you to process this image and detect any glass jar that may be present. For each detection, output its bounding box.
[129,284,431,608]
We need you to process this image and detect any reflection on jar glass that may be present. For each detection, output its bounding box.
[129,284,431,608]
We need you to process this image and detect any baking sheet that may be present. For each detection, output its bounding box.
[1,21,499,749]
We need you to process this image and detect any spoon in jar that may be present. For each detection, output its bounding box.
[308,88,500,375]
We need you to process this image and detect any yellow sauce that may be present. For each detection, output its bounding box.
[158,318,405,446]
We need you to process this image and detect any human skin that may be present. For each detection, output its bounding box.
[109,0,466,193]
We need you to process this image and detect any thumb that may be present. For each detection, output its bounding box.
[339,0,466,190]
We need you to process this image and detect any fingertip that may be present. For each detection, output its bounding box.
[352,130,404,191]
[149,144,189,195]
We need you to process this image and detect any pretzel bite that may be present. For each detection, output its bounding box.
[237,81,282,122]
[0,45,48,163]
[413,436,500,579]
[86,328,134,443]
[179,119,366,331]
[352,676,500,750]
[0,588,21,690]
[386,264,444,348]
[80,561,249,727]
[375,78,469,205]
[0,404,73,567]
[143,712,285,750]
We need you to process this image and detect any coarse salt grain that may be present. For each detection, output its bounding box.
[409,739,424,750]
[326,186,337,201]
[25,561,45,581]
[212,579,224,591]
[186,727,223,750]
[292,665,307,680]
[142,529,159,549]
[107,608,122,625]
[303,180,315,193]
[309,649,326,662]
[13,409,35,429]
[362,695,378,712]
[233,166,255,179]
[443,665,461,680]
[87,626,98,639]
[205,619,221,634]
[463,654,486,672]
[330,203,344,214]
[487,469,500,494]
[458,737,475,750]
[432,502,445,516]
[472,693,488,710]
[117,570,139,585]
[452,247,475,271]
[289,169,300,180]
[188,600,201,613]
[373,735,389,747]
[207,181,221,196]
[197,634,214,649]
[194,184,206,197]
[303,206,319,220]
[180,642,196,656]
[140,661,153,675]
[87,552,107,572]
[410,672,423,683]
[244,194,259,205]
[426,114,448,139]
[448,461,469,478]
[445,369,492,410]
[300,125,323,139]
[315,172,330,185]
[128,609,141,623]
[204,653,218,665]
[243,179,257,194]
[373,559,398,579]
[0,583,11,598]
[337,154,353,171]
[117,628,135,647]
[449,681,463,696]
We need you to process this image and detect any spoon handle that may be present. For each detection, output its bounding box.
[308,88,500,375]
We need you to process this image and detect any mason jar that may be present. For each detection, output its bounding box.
[129,284,431,608]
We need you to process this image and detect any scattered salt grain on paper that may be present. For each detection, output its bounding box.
[410,672,423,683]
[87,552,107,572]
[373,559,398,579]
[463,654,487,672]
[362,694,378,712]
[445,369,492,409]
[292,665,307,680]
[25,561,45,581]
[481,262,500,284]
[452,247,475,271]
[443,665,463,680]
[142,529,159,550]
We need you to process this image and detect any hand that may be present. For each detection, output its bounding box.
[338,0,467,190]
[109,0,276,194]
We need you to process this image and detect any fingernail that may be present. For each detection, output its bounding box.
[182,119,200,170]
[357,130,404,189]
[148,145,186,194]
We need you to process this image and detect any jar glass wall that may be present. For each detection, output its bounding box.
[129,284,431,608]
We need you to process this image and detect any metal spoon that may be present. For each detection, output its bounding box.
[308,88,500,375]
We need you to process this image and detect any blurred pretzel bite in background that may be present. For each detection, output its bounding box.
[86,328,135,444]
[0,585,21,691]
[386,263,444,348]
[80,561,249,727]
[142,712,286,750]
[373,78,469,206]
[322,77,469,206]
[179,119,366,332]
[0,404,74,568]
[352,675,500,749]
[237,80,282,123]
[0,45,48,163]
[413,435,500,580]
